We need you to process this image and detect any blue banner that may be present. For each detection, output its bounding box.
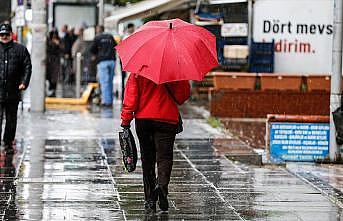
[270,122,329,161]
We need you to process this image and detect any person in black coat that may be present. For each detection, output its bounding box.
[61,24,74,84]
[0,23,31,154]
[46,30,61,96]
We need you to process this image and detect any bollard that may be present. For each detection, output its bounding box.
[76,52,82,98]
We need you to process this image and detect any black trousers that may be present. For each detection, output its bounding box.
[0,100,19,146]
[135,119,177,201]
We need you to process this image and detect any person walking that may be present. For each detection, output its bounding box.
[0,23,31,154]
[117,18,217,215]
[122,23,135,40]
[60,24,74,84]
[46,30,61,97]
[90,25,117,107]
[71,27,87,76]
[121,74,190,214]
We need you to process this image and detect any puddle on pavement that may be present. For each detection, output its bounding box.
[0,152,18,220]
[3,139,124,220]
[113,138,343,220]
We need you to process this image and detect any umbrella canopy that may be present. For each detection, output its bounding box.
[116,18,218,84]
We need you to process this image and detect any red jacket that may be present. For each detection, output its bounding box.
[121,74,191,126]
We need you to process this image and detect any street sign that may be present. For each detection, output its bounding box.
[270,122,329,161]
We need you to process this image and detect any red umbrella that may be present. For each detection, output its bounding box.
[116,18,218,84]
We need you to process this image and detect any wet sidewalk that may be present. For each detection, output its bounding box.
[220,116,343,214]
[287,162,343,208]
[0,102,342,220]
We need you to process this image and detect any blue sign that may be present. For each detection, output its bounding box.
[270,122,329,161]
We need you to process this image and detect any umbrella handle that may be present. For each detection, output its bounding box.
[169,23,172,29]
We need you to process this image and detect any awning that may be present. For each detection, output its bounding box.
[104,0,188,31]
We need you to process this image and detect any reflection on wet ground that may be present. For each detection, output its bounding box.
[0,136,341,220]
[220,117,343,209]
[0,152,16,220]
[103,138,342,221]
[287,163,343,208]
[15,139,124,220]
[2,104,342,220]
[0,140,25,221]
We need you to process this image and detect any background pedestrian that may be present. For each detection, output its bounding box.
[60,24,74,84]
[90,25,117,107]
[71,27,87,76]
[0,23,31,154]
[46,29,61,97]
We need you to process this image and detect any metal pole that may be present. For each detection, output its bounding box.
[98,0,104,25]
[330,0,343,161]
[47,0,54,31]
[11,0,18,22]
[75,53,82,98]
[30,0,47,112]
[265,120,270,161]
[195,0,202,14]
[248,0,253,47]
[16,0,24,43]
[17,27,23,43]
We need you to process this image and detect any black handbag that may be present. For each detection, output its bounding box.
[118,128,138,172]
[176,114,183,134]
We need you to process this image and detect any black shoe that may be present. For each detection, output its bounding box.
[101,103,113,108]
[156,186,169,212]
[5,147,16,155]
[4,145,15,155]
[144,200,156,215]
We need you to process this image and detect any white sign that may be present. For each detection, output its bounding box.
[54,5,96,34]
[210,0,247,4]
[253,0,333,74]
[15,6,25,27]
[221,23,248,37]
